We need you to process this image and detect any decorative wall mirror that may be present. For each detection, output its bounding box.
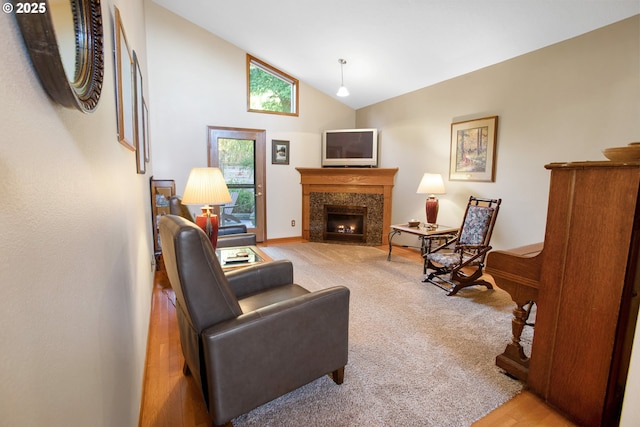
[13,0,104,113]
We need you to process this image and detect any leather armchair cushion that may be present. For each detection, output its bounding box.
[161,216,242,328]
[226,260,294,299]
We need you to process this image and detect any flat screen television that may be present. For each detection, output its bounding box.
[322,128,378,167]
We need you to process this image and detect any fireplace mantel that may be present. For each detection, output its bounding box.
[296,168,398,245]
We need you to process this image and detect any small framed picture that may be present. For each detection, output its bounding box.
[449,116,498,182]
[272,140,290,165]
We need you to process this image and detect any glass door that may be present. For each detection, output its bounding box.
[208,127,266,242]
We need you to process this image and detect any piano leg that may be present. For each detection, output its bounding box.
[496,301,533,381]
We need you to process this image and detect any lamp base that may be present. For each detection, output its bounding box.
[426,196,439,225]
[194,213,219,251]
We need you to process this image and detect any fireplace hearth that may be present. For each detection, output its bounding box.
[324,205,367,243]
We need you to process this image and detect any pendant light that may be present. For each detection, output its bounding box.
[336,58,349,97]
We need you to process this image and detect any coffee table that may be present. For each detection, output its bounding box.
[216,245,271,271]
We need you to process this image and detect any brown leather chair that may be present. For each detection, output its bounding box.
[168,195,256,247]
[159,215,350,427]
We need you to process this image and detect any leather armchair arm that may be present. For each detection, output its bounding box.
[217,233,257,248]
[201,286,350,424]
[225,260,294,298]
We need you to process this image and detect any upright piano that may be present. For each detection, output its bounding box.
[486,160,640,427]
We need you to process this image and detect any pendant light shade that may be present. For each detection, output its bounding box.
[336,59,349,97]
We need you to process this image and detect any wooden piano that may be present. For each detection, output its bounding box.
[486,160,640,427]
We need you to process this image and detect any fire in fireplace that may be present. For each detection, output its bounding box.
[324,205,367,243]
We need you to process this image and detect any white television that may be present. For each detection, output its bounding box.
[322,128,378,167]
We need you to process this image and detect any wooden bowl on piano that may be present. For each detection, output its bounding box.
[602,143,640,162]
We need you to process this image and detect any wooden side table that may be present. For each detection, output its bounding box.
[388,223,459,273]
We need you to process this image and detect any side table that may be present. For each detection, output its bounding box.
[388,223,459,273]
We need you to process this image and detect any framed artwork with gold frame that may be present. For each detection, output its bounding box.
[449,116,498,182]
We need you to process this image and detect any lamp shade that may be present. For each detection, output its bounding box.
[336,85,349,97]
[416,173,446,195]
[182,167,232,206]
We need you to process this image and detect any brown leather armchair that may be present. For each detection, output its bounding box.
[168,195,256,247]
[158,215,350,427]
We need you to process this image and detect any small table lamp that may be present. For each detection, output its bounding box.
[181,167,232,250]
[416,173,446,225]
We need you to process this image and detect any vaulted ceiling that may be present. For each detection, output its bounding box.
[152,0,639,110]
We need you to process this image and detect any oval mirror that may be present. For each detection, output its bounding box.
[13,0,104,113]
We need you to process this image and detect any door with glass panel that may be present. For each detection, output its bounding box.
[208,126,266,242]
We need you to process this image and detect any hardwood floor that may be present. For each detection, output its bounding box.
[138,242,575,427]
[139,269,210,427]
[471,392,576,427]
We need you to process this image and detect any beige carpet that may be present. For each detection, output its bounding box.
[233,242,525,426]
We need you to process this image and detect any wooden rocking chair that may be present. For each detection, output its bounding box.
[423,196,501,296]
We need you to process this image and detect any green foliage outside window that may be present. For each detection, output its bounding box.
[247,55,298,116]
[235,190,254,214]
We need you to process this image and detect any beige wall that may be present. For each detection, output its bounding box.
[0,1,153,426]
[357,15,640,426]
[358,15,639,251]
[144,2,355,239]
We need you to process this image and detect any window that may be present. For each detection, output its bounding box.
[247,54,298,116]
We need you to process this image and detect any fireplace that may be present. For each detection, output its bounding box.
[324,205,367,243]
[308,192,383,245]
[297,168,398,246]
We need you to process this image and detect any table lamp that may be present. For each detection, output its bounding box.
[416,173,446,225]
[181,167,232,250]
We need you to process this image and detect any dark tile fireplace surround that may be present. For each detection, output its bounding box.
[310,193,383,245]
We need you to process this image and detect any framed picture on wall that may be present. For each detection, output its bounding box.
[449,116,498,182]
[115,7,135,151]
[272,140,290,164]
[143,99,150,163]
[133,50,145,174]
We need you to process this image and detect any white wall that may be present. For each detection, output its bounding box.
[0,1,153,426]
[356,16,640,425]
[144,1,355,239]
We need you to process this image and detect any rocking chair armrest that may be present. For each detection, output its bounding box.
[456,245,493,265]
[455,243,489,251]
